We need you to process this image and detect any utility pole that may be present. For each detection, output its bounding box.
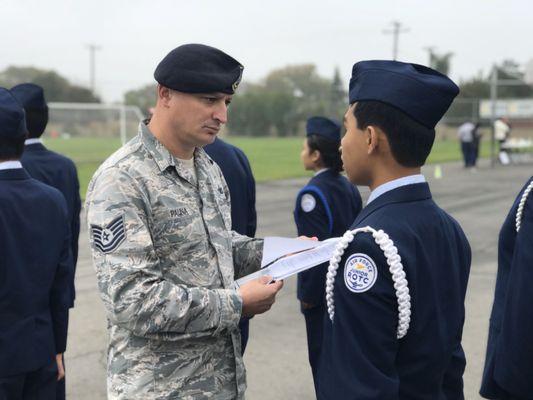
[383,21,409,60]
[85,44,101,93]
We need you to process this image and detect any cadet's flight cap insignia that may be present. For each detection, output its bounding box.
[348,60,459,129]
[344,253,378,293]
[91,215,126,254]
[301,193,316,212]
[154,43,244,95]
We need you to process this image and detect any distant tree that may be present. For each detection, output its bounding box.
[0,66,100,102]
[124,83,157,116]
[329,67,346,117]
[428,50,453,75]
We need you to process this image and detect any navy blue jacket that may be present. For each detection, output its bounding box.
[0,168,72,377]
[480,176,533,399]
[318,183,471,399]
[21,142,81,306]
[294,169,362,305]
[204,138,256,237]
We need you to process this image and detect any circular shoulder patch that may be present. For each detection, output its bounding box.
[300,193,316,212]
[344,253,378,293]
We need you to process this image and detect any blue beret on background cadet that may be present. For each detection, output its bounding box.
[10,83,48,111]
[0,88,27,139]
[349,60,459,128]
[154,43,244,94]
[306,116,341,142]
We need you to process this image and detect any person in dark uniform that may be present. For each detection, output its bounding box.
[0,88,72,399]
[480,176,533,400]
[294,116,362,394]
[11,83,81,399]
[204,136,257,353]
[317,61,471,400]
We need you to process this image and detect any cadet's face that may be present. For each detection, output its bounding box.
[300,139,315,170]
[341,104,369,184]
[168,91,232,147]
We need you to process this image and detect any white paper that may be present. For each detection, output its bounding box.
[233,237,340,289]
[261,236,322,268]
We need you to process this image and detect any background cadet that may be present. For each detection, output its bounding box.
[0,88,72,399]
[11,83,81,399]
[293,116,362,394]
[204,136,257,354]
[317,61,471,399]
[85,44,283,399]
[480,176,533,399]
[457,120,476,169]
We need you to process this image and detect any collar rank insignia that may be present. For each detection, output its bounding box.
[91,215,126,254]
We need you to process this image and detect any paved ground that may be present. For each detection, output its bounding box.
[66,160,532,399]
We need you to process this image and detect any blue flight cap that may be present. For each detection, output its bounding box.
[154,44,244,94]
[349,60,459,129]
[306,116,341,142]
[0,88,27,139]
[11,83,48,111]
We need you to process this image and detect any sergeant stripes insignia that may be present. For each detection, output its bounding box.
[91,215,126,254]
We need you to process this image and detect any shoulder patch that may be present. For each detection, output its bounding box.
[91,215,126,254]
[301,193,316,212]
[344,253,378,293]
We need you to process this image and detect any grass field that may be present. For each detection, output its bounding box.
[45,136,490,199]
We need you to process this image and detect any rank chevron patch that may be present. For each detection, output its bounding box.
[91,215,126,254]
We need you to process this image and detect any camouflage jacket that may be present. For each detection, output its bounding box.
[86,122,263,399]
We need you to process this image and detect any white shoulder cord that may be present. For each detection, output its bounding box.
[325,226,411,339]
[516,179,533,233]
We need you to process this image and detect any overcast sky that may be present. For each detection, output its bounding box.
[2,0,532,102]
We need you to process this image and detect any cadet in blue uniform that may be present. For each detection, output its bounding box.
[480,176,533,399]
[294,116,362,394]
[0,88,72,399]
[317,61,471,399]
[204,137,257,353]
[11,83,81,400]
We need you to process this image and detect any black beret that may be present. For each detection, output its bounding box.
[11,83,48,111]
[349,60,459,129]
[0,88,27,139]
[154,44,244,94]
[306,116,341,142]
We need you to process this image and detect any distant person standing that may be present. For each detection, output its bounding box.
[457,121,476,168]
[0,88,72,399]
[494,117,511,164]
[480,176,533,399]
[294,116,362,394]
[11,83,81,400]
[204,136,257,354]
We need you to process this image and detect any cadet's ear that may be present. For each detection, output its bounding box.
[366,125,380,155]
[157,85,173,108]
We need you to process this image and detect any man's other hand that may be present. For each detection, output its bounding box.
[238,275,284,317]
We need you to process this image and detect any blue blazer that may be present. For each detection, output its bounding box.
[0,168,72,376]
[204,138,257,237]
[318,183,471,400]
[480,176,533,399]
[21,142,81,306]
[294,170,362,305]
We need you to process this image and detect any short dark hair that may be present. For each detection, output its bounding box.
[25,109,49,138]
[0,135,25,160]
[353,101,435,167]
[307,134,343,173]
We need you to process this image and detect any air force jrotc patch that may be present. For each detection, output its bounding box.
[344,253,378,293]
[91,215,126,254]
[301,193,316,212]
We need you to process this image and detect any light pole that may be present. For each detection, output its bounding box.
[383,21,409,60]
[85,44,101,94]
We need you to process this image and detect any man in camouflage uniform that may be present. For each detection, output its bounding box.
[86,44,283,399]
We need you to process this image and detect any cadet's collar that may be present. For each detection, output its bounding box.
[367,174,426,205]
[25,138,42,145]
[0,160,23,171]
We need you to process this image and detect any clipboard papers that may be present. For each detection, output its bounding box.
[232,237,340,290]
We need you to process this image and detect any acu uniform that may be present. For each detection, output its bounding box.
[0,88,72,399]
[480,176,533,399]
[294,117,362,390]
[317,61,471,399]
[86,45,262,399]
[204,137,257,354]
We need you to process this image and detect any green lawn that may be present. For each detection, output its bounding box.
[44,136,485,199]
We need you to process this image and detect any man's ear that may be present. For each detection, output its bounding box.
[365,125,380,155]
[310,149,321,164]
[157,85,172,108]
